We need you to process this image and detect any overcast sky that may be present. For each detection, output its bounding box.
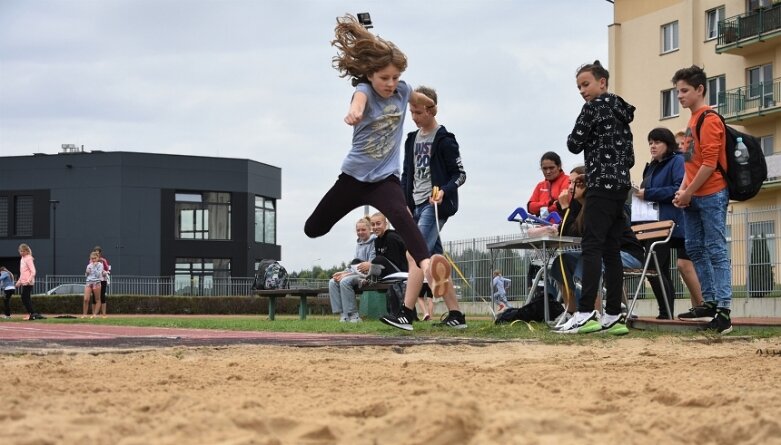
[0,0,613,273]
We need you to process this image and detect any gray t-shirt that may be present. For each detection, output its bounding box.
[341,81,411,182]
[412,126,439,205]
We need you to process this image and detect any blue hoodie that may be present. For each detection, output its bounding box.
[641,151,685,239]
[402,125,466,218]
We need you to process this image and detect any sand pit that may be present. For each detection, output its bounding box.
[2,338,781,445]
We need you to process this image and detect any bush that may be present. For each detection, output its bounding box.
[5,295,333,316]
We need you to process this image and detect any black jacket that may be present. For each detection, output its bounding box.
[402,125,466,218]
[373,229,408,272]
[567,93,635,198]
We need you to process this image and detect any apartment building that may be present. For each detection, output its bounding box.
[608,0,780,292]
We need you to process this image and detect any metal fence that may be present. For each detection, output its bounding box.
[34,206,778,301]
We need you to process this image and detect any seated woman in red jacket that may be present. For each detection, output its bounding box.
[527,151,571,217]
[525,152,571,297]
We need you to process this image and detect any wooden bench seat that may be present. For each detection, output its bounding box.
[255,283,392,320]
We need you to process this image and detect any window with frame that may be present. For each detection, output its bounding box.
[708,75,726,108]
[661,89,679,118]
[174,257,231,296]
[747,0,772,11]
[175,192,231,240]
[662,21,679,53]
[14,196,33,237]
[747,64,773,106]
[761,135,774,156]
[0,197,7,237]
[254,196,276,244]
[706,7,725,40]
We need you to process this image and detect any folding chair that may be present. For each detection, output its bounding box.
[625,220,676,320]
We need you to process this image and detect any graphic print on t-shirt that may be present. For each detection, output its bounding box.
[363,104,403,159]
[412,129,437,204]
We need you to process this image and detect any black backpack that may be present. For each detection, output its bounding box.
[494,292,564,324]
[695,110,768,201]
[253,259,289,290]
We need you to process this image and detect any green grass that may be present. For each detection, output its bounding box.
[29,315,781,343]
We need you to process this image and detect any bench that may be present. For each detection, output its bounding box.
[255,283,392,320]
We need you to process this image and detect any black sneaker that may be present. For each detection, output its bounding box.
[705,308,733,335]
[433,310,467,329]
[677,301,717,322]
[379,305,417,331]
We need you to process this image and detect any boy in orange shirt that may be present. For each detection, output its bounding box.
[672,65,732,334]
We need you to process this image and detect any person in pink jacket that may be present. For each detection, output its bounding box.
[15,243,40,320]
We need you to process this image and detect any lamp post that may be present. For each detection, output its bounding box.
[49,200,59,276]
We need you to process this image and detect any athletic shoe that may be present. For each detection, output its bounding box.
[1,315,10,319]
[433,310,467,329]
[553,311,573,329]
[428,254,453,297]
[338,314,348,323]
[677,301,717,322]
[705,308,733,335]
[601,313,629,336]
[554,310,601,334]
[347,313,362,323]
[422,313,431,321]
[379,305,417,331]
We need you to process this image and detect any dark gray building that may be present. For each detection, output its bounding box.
[0,150,281,288]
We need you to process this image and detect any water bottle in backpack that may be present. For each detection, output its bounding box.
[734,137,752,189]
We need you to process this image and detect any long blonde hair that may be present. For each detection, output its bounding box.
[18,243,32,256]
[331,14,408,86]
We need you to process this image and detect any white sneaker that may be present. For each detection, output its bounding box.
[601,312,622,329]
[347,313,362,323]
[554,310,602,334]
[553,312,573,329]
[338,314,348,323]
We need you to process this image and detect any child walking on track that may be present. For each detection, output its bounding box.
[303,14,464,330]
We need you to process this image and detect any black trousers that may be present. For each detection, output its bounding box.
[304,173,430,266]
[578,195,625,316]
[19,285,35,315]
[3,289,14,316]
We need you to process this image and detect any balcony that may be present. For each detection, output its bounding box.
[718,79,781,123]
[717,5,781,55]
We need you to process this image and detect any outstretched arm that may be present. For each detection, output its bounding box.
[345,91,368,126]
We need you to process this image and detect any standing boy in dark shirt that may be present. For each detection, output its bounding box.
[559,60,635,335]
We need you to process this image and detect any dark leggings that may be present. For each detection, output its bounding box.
[3,289,14,316]
[20,285,35,315]
[304,173,430,266]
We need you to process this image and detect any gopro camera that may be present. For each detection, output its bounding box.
[357,12,373,29]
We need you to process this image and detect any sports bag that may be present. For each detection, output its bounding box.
[695,109,768,201]
[253,259,289,290]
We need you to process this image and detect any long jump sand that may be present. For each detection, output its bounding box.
[2,337,781,445]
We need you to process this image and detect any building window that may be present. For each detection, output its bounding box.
[662,21,679,53]
[0,197,7,237]
[255,196,276,244]
[747,0,772,12]
[706,7,725,41]
[175,257,231,296]
[14,196,33,237]
[747,64,773,107]
[661,89,679,118]
[761,135,774,156]
[708,75,726,108]
[175,192,231,240]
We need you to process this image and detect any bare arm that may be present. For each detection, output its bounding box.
[345,91,368,126]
